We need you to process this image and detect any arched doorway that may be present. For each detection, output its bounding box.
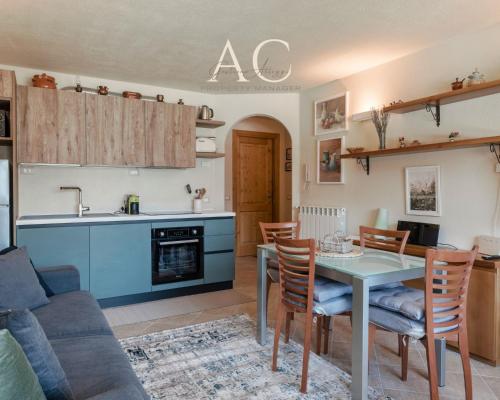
[225,115,292,256]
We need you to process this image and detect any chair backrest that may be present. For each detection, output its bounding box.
[424,246,478,338]
[274,236,315,314]
[259,221,301,244]
[359,226,410,254]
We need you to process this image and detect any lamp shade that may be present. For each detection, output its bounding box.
[374,208,389,230]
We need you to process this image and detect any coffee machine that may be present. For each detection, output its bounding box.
[124,194,140,215]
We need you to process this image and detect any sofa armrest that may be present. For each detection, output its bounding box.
[84,385,149,400]
[36,265,80,295]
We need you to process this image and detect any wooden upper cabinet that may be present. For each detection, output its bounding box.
[145,102,196,168]
[17,86,85,164]
[86,94,145,166]
[0,70,15,98]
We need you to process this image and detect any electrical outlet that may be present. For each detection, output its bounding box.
[496,163,500,173]
[21,167,34,175]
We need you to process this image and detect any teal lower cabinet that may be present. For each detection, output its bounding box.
[203,218,235,285]
[16,216,234,303]
[90,223,151,299]
[16,226,90,291]
[204,252,235,284]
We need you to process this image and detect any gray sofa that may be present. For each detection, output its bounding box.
[33,265,149,400]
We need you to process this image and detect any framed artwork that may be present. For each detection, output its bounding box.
[317,137,344,184]
[286,148,292,160]
[285,162,292,172]
[405,166,441,216]
[314,92,349,135]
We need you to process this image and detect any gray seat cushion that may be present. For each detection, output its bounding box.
[369,306,426,339]
[50,335,148,400]
[314,278,352,302]
[369,306,459,339]
[1,309,73,400]
[314,278,402,304]
[369,285,425,320]
[314,294,352,316]
[32,291,112,340]
[0,247,49,310]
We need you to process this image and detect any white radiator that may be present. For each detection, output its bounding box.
[298,206,347,245]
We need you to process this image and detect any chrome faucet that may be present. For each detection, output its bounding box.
[60,186,90,217]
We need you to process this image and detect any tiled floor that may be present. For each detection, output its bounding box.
[111,256,500,399]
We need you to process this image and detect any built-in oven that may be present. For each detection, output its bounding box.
[151,226,204,285]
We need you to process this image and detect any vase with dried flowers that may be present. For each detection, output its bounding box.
[371,107,390,149]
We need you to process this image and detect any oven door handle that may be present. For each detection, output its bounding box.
[158,239,200,246]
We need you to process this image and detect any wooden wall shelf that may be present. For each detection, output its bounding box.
[196,152,225,159]
[383,79,500,126]
[341,135,500,174]
[196,119,225,128]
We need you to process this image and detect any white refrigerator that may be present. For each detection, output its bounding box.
[0,160,11,250]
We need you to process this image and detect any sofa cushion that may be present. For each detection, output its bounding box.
[32,291,112,340]
[369,285,425,321]
[1,309,73,400]
[0,245,54,297]
[0,329,46,400]
[51,335,148,400]
[0,246,50,310]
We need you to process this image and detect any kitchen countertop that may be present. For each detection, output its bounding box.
[16,211,236,226]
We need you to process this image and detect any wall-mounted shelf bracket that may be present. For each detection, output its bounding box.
[356,156,370,175]
[425,101,440,127]
[490,143,500,163]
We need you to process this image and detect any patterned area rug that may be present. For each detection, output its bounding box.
[120,314,382,399]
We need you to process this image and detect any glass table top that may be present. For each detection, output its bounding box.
[259,243,425,279]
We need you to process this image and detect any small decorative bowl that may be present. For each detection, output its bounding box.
[32,73,56,89]
[122,91,142,100]
[346,147,364,154]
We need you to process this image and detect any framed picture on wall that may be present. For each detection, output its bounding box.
[317,137,344,184]
[286,148,292,160]
[405,166,441,216]
[314,92,349,135]
[285,162,292,172]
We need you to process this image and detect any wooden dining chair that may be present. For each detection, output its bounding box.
[369,246,478,400]
[359,225,410,254]
[259,221,301,311]
[271,236,319,394]
[357,226,411,357]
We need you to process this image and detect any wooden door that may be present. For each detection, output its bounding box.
[145,102,196,168]
[233,131,278,256]
[17,86,85,164]
[86,94,145,166]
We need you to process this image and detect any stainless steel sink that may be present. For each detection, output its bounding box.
[80,213,116,218]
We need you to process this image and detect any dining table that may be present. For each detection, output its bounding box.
[256,243,448,400]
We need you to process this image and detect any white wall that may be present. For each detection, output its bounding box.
[5,65,301,215]
[300,24,500,248]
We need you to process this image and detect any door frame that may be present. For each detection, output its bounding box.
[232,130,281,254]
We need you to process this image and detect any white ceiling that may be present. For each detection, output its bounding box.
[2,0,500,92]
